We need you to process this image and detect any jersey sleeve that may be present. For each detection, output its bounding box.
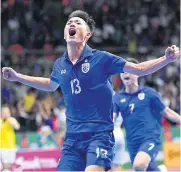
[50,59,60,84]
[103,51,127,76]
[149,88,166,113]
[113,102,120,114]
[113,93,120,114]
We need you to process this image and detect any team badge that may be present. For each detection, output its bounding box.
[138,93,145,100]
[82,62,90,73]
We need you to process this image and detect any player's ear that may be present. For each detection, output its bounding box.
[87,32,91,36]
[86,32,91,41]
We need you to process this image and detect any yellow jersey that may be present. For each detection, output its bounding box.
[0,118,16,148]
[23,94,36,112]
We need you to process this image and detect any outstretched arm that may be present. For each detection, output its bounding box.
[149,87,180,124]
[17,73,59,91]
[2,67,59,92]
[123,45,180,76]
[161,107,181,123]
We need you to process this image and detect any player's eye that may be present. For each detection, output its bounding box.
[66,21,72,25]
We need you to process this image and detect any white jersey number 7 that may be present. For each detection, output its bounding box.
[129,103,135,113]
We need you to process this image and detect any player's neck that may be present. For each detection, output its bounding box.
[125,83,139,93]
[67,42,86,63]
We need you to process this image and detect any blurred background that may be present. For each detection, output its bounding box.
[1,0,180,171]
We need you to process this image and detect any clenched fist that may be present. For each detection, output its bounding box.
[2,67,19,82]
[165,45,180,62]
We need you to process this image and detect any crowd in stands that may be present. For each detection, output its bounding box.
[1,0,180,147]
[1,0,180,50]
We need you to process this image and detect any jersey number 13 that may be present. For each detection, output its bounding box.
[70,79,81,94]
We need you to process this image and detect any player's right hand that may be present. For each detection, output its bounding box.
[2,67,19,82]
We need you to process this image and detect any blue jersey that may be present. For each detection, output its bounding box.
[51,45,126,133]
[113,86,165,146]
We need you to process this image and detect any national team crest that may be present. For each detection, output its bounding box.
[82,62,90,73]
[138,93,145,100]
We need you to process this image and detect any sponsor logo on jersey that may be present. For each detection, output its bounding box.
[120,98,126,103]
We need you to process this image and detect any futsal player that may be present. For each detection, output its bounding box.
[113,58,181,171]
[0,105,20,172]
[2,10,180,171]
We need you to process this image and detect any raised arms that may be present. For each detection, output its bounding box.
[2,67,59,92]
[123,45,179,76]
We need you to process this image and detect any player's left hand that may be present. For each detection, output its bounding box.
[165,45,180,63]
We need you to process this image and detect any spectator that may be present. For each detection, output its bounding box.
[1,0,179,49]
[37,126,56,148]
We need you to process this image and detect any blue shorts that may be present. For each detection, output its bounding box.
[128,139,161,163]
[57,131,115,171]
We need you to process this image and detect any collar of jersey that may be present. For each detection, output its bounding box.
[63,44,94,62]
[120,84,144,95]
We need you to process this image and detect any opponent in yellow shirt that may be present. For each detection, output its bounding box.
[0,106,20,171]
[0,117,19,148]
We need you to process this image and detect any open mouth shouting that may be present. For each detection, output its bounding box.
[69,28,76,36]
[124,77,130,80]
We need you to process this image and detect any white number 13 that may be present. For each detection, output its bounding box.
[129,103,135,113]
[70,79,81,94]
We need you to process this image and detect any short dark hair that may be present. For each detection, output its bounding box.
[126,58,139,64]
[68,10,96,33]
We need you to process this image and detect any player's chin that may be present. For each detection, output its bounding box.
[67,38,79,45]
[123,81,132,86]
[68,38,85,45]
